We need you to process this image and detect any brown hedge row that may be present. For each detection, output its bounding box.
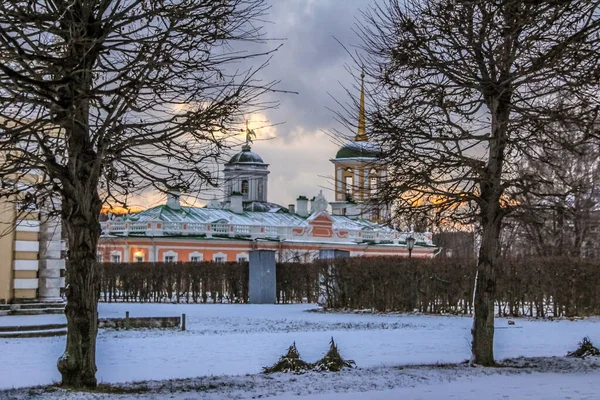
[99,261,248,303]
[98,257,600,317]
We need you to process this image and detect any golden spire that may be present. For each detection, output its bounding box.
[355,66,368,142]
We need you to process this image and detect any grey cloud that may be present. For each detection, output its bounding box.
[222,1,375,207]
[139,1,375,208]
[260,0,373,136]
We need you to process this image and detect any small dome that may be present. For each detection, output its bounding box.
[335,141,379,159]
[228,147,265,164]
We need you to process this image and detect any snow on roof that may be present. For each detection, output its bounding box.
[121,204,394,232]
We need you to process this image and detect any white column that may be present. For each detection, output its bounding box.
[336,167,342,200]
[353,168,359,197]
[123,244,130,262]
[262,176,268,202]
[363,168,369,200]
[38,205,65,302]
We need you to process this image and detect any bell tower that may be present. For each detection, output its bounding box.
[223,122,270,205]
[329,69,389,223]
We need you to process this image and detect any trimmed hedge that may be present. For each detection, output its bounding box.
[99,261,248,303]
[98,256,600,317]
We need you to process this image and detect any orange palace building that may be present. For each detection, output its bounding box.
[98,75,437,263]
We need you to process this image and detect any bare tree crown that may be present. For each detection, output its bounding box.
[0,0,278,212]
[356,0,600,225]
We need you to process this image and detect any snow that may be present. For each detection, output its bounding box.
[3,358,600,399]
[0,303,599,397]
[269,372,600,400]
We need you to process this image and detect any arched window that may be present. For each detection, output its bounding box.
[213,252,227,262]
[110,251,121,263]
[163,250,178,263]
[372,207,380,221]
[241,180,249,195]
[369,169,378,196]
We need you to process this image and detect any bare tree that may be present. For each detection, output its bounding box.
[503,127,600,258]
[0,0,279,387]
[355,0,600,365]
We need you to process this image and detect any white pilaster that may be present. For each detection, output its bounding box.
[38,207,65,302]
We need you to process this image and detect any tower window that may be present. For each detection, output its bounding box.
[369,175,378,196]
[241,180,249,195]
[372,207,380,221]
[344,176,353,196]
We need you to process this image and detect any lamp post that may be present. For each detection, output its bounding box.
[407,235,416,259]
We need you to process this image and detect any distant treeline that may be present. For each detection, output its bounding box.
[98,257,600,317]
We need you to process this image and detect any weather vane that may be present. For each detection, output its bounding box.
[243,119,256,147]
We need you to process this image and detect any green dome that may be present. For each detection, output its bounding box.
[228,148,265,164]
[335,141,379,159]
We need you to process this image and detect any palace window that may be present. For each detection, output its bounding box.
[111,254,121,263]
[164,250,178,263]
[189,252,203,262]
[213,252,227,263]
[133,251,144,262]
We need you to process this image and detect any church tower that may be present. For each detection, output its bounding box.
[329,69,390,223]
[223,122,270,206]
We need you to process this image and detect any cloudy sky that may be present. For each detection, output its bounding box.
[138,0,374,210]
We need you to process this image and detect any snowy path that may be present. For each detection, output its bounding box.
[268,372,600,400]
[0,304,599,391]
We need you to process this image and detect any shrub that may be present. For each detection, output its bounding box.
[312,338,356,372]
[263,343,311,374]
[567,337,600,358]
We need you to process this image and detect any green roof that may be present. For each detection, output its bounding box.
[335,141,379,159]
[228,148,265,164]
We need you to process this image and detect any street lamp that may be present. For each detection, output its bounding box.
[406,235,416,259]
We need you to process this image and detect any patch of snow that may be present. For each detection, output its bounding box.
[0,304,598,392]
[3,358,600,399]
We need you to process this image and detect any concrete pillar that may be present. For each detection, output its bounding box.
[38,211,65,302]
[248,250,276,304]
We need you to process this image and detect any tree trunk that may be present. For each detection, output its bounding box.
[57,190,102,388]
[472,208,502,366]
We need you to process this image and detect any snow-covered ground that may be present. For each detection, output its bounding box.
[3,358,600,399]
[0,303,599,398]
